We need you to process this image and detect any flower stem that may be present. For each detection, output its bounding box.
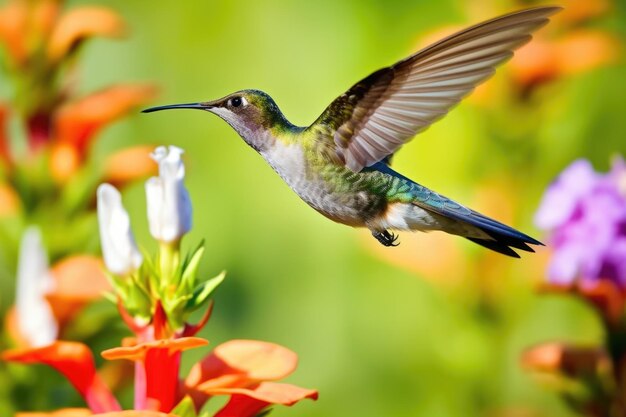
[159,241,180,289]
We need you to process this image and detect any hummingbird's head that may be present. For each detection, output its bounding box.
[143,90,291,151]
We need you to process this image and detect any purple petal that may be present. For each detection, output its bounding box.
[548,242,584,285]
[535,159,599,230]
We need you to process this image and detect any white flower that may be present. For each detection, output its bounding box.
[15,227,58,347]
[145,145,192,243]
[97,183,143,275]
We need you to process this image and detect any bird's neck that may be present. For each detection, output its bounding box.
[245,113,305,151]
[266,111,303,138]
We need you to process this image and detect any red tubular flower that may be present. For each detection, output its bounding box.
[2,342,121,413]
[102,337,209,412]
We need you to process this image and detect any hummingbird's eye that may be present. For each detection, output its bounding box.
[230,97,243,108]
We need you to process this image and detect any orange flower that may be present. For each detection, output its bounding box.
[522,342,610,378]
[47,6,126,62]
[556,30,619,75]
[184,339,316,415]
[186,340,298,390]
[510,30,619,89]
[212,382,318,417]
[103,145,159,187]
[540,279,626,325]
[53,84,157,156]
[3,341,121,413]
[102,337,317,416]
[47,255,111,327]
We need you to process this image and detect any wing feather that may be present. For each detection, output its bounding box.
[311,6,561,172]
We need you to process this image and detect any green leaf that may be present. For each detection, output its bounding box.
[186,271,226,311]
[170,395,197,417]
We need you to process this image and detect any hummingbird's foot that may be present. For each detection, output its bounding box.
[373,230,400,247]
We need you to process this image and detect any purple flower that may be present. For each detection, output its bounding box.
[535,157,626,289]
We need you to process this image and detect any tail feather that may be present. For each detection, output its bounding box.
[412,190,543,258]
[466,237,523,258]
[443,208,542,257]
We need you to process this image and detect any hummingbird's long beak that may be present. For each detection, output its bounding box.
[141,102,214,113]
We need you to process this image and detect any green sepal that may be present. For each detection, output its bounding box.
[170,395,197,417]
[163,294,193,331]
[105,271,129,302]
[126,274,152,321]
[255,409,273,417]
[186,271,226,312]
[140,247,161,298]
[179,242,206,295]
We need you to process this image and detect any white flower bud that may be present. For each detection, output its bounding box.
[97,183,143,275]
[145,145,192,243]
[16,227,58,346]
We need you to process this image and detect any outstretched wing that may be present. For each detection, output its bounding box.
[312,6,561,172]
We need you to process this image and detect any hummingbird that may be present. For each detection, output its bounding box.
[144,6,560,257]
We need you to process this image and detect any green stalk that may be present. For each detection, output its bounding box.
[159,240,180,291]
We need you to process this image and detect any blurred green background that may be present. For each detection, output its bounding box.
[2,0,626,416]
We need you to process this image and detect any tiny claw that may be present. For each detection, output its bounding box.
[373,230,400,247]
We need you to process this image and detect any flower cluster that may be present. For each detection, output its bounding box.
[3,145,317,417]
[0,0,157,260]
[535,157,626,319]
